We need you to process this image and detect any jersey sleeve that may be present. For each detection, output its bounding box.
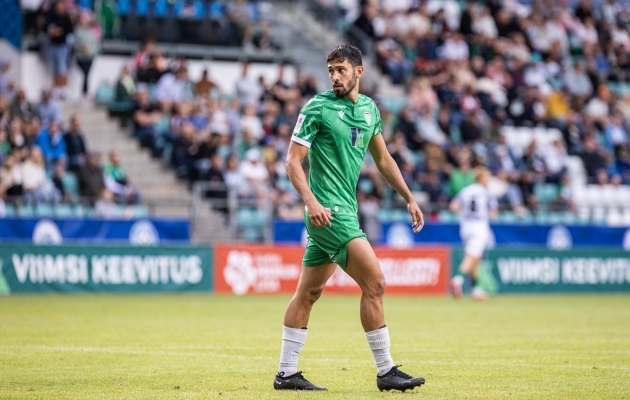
[372,104,382,136]
[291,97,322,148]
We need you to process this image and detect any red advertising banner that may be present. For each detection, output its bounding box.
[214,245,450,295]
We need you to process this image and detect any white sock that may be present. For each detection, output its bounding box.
[366,325,394,376]
[278,326,307,376]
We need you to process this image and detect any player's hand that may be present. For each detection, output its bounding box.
[408,202,424,233]
[306,202,333,228]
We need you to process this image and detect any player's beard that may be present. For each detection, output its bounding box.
[333,71,357,98]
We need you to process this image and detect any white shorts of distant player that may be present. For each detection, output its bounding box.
[460,223,493,258]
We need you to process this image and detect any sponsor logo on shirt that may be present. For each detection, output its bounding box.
[293,114,306,133]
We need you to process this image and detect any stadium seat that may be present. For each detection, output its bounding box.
[73,204,87,218]
[62,172,79,201]
[242,228,262,242]
[622,208,630,226]
[35,204,55,217]
[132,205,150,218]
[78,0,93,10]
[591,207,606,225]
[438,210,458,223]
[155,0,168,17]
[17,205,35,218]
[534,184,558,205]
[378,209,393,223]
[606,208,624,227]
[136,0,150,16]
[497,212,518,224]
[4,204,15,217]
[118,0,131,15]
[54,204,74,218]
[95,84,115,106]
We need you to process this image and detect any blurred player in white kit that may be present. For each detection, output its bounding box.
[449,167,498,300]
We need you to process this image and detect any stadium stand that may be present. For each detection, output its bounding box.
[2,0,630,243]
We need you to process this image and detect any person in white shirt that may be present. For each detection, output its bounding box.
[449,167,498,300]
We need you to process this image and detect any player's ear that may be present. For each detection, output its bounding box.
[355,65,364,79]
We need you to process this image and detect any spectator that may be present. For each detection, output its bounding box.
[235,62,263,106]
[195,69,219,98]
[542,138,568,183]
[35,119,67,169]
[104,151,141,204]
[564,63,593,99]
[78,151,105,202]
[73,10,101,97]
[0,153,23,197]
[0,59,16,99]
[115,65,135,104]
[21,147,61,205]
[240,148,269,203]
[95,188,131,219]
[441,33,469,61]
[604,113,628,151]
[449,154,475,197]
[240,103,264,141]
[352,3,380,42]
[132,89,162,152]
[63,115,88,172]
[155,66,193,108]
[580,136,608,183]
[46,0,73,97]
[35,90,62,124]
[224,154,246,192]
[0,127,10,164]
[9,89,36,122]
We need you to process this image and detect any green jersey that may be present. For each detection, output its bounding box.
[292,90,382,215]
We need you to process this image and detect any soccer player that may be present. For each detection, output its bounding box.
[273,44,425,392]
[449,166,498,300]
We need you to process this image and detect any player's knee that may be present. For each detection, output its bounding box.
[303,286,325,304]
[364,279,386,299]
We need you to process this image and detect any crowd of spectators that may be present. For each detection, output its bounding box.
[22,0,276,98]
[334,0,630,218]
[0,62,140,217]
[110,43,321,218]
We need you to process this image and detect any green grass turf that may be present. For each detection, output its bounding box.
[1,294,629,399]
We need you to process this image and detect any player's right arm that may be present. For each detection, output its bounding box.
[449,196,462,213]
[286,142,332,228]
[286,96,332,228]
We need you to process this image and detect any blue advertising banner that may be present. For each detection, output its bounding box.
[0,218,189,245]
[274,221,630,249]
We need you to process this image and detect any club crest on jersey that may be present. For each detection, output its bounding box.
[364,111,371,125]
[338,110,344,119]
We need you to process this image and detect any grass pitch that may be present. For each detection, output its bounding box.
[1,294,629,399]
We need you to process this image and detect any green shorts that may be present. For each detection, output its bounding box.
[302,211,367,270]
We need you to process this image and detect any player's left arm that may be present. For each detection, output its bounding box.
[368,133,424,233]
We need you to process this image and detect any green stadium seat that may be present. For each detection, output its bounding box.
[534,211,550,225]
[35,204,55,217]
[62,172,79,201]
[4,204,15,217]
[378,209,394,223]
[54,204,74,218]
[438,210,458,223]
[132,205,150,218]
[498,212,518,224]
[534,184,558,204]
[73,204,87,218]
[242,228,262,243]
[17,205,35,218]
[95,84,115,105]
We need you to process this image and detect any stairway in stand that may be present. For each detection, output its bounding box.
[59,100,227,244]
